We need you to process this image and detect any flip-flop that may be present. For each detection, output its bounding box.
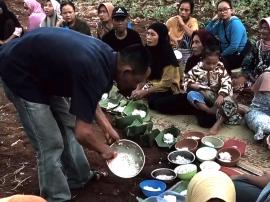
[92,170,108,181]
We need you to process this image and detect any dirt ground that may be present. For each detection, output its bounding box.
[0,0,253,201]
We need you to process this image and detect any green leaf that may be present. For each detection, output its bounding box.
[114,115,142,129]
[155,126,181,149]
[125,120,153,138]
[123,100,149,119]
[140,129,160,147]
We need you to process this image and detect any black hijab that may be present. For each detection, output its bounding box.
[0,0,22,39]
[146,22,179,80]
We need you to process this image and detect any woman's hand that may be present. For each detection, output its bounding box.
[130,89,148,100]
[175,15,185,26]
[212,14,219,21]
[215,95,224,107]
[189,83,201,90]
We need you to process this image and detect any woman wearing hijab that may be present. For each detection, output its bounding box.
[187,171,236,202]
[130,22,182,110]
[244,72,270,141]
[97,2,114,39]
[0,0,23,45]
[41,0,62,27]
[24,0,45,31]
[185,29,230,73]
[234,17,270,92]
[233,171,270,202]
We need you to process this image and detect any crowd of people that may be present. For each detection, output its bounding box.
[0,0,270,201]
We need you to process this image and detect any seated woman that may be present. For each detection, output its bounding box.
[206,0,248,71]
[244,72,270,141]
[58,1,91,36]
[166,0,198,49]
[185,29,230,74]
[185,45,239,135]
[233,171,270,202]
[0,0,23,45]
[187,171,236,202]
[41,0,62,27]
[24,0,45,31]
[234,17,270,91]
[97,2,114,39]
[130,22,182,110]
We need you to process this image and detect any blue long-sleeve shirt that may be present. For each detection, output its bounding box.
[206,16,247,56]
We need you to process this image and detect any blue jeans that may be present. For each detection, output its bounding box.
[3,84,91,202]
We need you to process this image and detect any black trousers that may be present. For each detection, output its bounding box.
[147,92,216,128]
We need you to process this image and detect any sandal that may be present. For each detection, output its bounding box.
[92,170,108,181]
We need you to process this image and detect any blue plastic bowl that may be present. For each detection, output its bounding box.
[139,179,166,197]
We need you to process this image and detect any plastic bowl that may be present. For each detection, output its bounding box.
[174,164,197,180]
[196,147,217,162]
[200,161,221,171]
[107,139,145,178]
[151,168,177,183]
[167,150,195,165]
[139,179,167,197]
[216,147,241,167]
[182,131,205,143]
[175,138,198,152]
[202,136,224,149]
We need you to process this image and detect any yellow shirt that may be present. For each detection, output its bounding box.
[166,16,198,47]
[150,65,181,94]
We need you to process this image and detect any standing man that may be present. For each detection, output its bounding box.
[166,0,198,48]
[102,6,142,51]
[0,27,151,202]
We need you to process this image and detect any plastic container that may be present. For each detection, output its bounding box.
[139,179,167,197]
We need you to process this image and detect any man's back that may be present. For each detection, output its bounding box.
[0,27,116,122]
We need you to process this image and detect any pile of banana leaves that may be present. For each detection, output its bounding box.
[99,87,181,148]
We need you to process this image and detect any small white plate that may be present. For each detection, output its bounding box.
[174,50,182,60]
[200,160,221,171]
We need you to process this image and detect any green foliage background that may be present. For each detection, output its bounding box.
[80,0,270,38]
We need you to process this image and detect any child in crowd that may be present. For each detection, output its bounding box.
[184,45,239,135]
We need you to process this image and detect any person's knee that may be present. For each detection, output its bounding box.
[233,179,262,202]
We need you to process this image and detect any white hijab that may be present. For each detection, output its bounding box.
[41,0,62,27]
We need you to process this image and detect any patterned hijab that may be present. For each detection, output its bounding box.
[259,17,270,51]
